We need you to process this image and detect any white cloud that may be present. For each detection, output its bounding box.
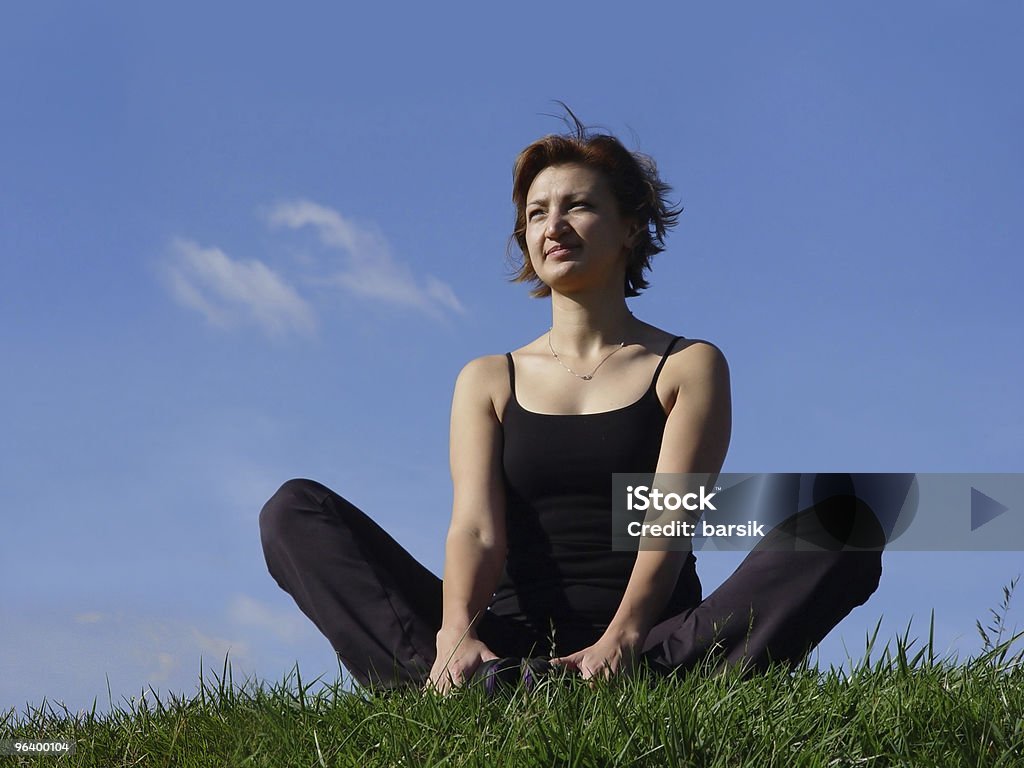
[3,603,335,717]
[191,628,250,666]
[147,652,178,684]
[164,239,315,337]
[227,594,314,644]
[268,199,465,317]
[425,276,465,314]
[133,617,253,686]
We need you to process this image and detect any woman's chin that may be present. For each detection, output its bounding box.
[540,268,621,298]
[538,261,591,287]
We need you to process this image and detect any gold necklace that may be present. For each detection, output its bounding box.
[547,331,626,381]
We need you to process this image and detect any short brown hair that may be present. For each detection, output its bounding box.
[509,109,681,297]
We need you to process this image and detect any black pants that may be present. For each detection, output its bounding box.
[259,478,886,687]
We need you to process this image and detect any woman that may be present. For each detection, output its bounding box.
[259,114,883,692]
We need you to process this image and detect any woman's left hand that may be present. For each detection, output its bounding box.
[550,629,643,680]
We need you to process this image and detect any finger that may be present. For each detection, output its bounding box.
[580,659,612,681]
[436,673,450,692]
[425,667,442,689]
[428,662,456,690]
[450,668,468,690]
[440,664,464,693]
[426,675,448,695]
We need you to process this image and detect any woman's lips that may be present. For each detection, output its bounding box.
[545,245,577,259]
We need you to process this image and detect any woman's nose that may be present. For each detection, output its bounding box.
[545,210,569,236]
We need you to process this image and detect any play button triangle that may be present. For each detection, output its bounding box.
[971,487,1010,531]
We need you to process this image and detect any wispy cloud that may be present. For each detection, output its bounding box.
[164,238,316,337]
[3,604,332,716]
[134,615,254,685]
[268,199,465,317]
[147,652,178,684]
[227,594,315,644]
[164,200,463,335]
[74,611,106,624]
[191,628,250,666]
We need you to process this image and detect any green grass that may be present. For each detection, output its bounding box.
[3,630,1023,768]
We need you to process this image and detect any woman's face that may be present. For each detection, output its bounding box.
[524,163,634,296]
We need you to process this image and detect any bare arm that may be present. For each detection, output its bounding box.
[554,341,732,678]
[427,356,508,691]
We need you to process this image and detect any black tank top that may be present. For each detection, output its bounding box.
[488,336,701,652]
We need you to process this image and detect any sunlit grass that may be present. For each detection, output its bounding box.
[3,623,1022,767]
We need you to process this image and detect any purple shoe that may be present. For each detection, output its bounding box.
[521,658,554,691]
[474,657,521,696]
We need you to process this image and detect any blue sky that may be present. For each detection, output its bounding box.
[2,2,1021,715]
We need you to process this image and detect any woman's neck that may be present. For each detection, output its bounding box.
[548,291,639,356]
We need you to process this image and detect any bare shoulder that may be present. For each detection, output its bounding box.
[455,354,509,386]
[452,354,511,417]
[653,337,732,472]
[665,338,730,381]
[628,321,727,376]
[659,338,731,407]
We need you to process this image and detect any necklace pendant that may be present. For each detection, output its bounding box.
[547,330,627,383]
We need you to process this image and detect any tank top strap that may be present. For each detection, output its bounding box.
[505,352,516,399]
[649,336,684,390]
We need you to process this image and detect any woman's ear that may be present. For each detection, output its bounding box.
[625,222,643,248]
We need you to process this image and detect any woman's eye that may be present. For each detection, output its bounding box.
[527,210,544,220]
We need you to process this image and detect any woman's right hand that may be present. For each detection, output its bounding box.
[427,628,498,693]
[429,356,508,693]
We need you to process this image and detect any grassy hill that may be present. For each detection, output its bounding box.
[3,629,1022,767]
